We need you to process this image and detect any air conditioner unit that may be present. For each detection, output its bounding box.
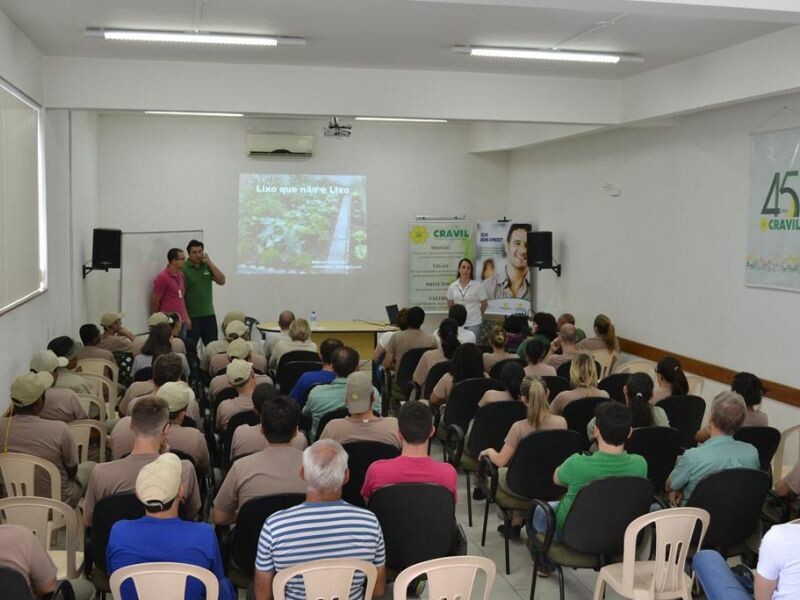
[246,134,313,157]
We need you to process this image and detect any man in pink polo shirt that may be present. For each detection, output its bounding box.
[152,248,190,335]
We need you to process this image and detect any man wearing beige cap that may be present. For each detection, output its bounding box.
[131,312,187,357]
[209,337,267,377]
[0,373,94,507]
[98,312,135,353]
[29,350,88,423]
[216,359,258,432]
[110,382,209,475]
[320,371,400,448]
[84,397,200,526]
[213,394,306,525]
[201,318,248,372]
[107,453,235,600]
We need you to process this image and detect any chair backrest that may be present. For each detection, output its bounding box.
[465,401,527,460]
[656,395,706,448]
[0,565,33,600]
[735,426,781,472]
[685,374,705,397]
[557,359,601,381]
[77,358,119,391]
[394,347,432,400]
[488,358,525,382]
[277,361,322,394]
[214,386,238,405]
[423,360,451,400]
[341,442,401,507]
[615,359,656,377]
[91,493,145,572]
[314,407,350,442]
[589,349,617,380]
[617,508,710,596]
[79,372,115,405]
[132,367,153,383]
[562,396,607,450]
[772,423,800,486]
[243,316,259,339]
[442,378,502,433]
[686,468,771,554]
[597,373,628,403]
[110,562,219,600]
[625,426,681,492]
[273,558,377,600]
[0,496,82,579]
[392,555,496,600]
[222,411,260,466]
[505,430,583,499]
[276,351,320,375]
[230,493,306,575]
[369,484,456,571]
[77,394,107,422]
[541,376,570,402]
[561,477,654,557]
[68,419,107,464]
[0,452,61,500]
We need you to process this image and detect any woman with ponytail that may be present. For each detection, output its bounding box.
[479,361,525,407]
[482,326,517,373]
[523,340,556,378]
[550,353,609,415]
[412,318,460,388]
[653,356,689,403]
[578,313,619,352]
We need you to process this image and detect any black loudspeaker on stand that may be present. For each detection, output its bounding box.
[527,231,561,276]
[83,228,122,278]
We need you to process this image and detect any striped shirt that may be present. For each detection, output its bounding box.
[255,500,385,600]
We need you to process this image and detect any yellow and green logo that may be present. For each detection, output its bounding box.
[409,225,429,244]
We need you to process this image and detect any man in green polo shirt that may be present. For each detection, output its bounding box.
[184,239,226,347]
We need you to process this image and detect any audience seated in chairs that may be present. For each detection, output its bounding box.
[76,323,116,363]
[516,312,558,363]
[131,323,190,381]
[201,313,247,371]
[213,394,306,526]
[28,350,88,423]
[543,324,580,370]
[522,339,556,378]
[111,382,209,475]
[651,355,689,404]
[253,440,386,600]
[97,312,136,353]
[131,312,187,357]
[413,318,460,390]
[446,304,477,345]
[577,313,619,353]
[481,325,517,375]
[209,337,267,377]
[556,312,586,342]
[429,343,485,407]
[106,453,236,600]
[0,372,94,507]
[666,390,759,506]
[319,371,400,448]
[288,337,343,407]
[216,359,259,432]
[361,401,457,502]
[479,361,525,408]
[381,306,436,373]
[262,310,294,362]
[47,336,93,395]
[549,352,609,415]
[84,397,201,526]
[697,371,769,444]
[269,318,317,370]
[230,383,308,463]
[373,307,407,364]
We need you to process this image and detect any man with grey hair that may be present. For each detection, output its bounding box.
[666,390,759,506]
[253,440,386,600]
[263,310,295,362]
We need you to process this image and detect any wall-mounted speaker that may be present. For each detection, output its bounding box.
[528,231,552,268]
[92,228,122,268]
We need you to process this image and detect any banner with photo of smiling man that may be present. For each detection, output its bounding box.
[476,221,532,314]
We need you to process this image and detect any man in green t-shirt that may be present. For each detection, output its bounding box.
[184,239,226,347]
[531,401,647,555]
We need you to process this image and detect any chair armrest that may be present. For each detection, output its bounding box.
[430,403,441,432]
[215,525,232,574]
[477,455,499,501]
[526,499,557,555]
[444,424,466,467]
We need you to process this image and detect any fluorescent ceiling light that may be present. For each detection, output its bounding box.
[145,111,244,117]
[453,45,642,64]
[85,28,305,47]
[355,117,447,123]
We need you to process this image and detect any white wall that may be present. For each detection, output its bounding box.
[509,91,800,418]
[81,114,509,328]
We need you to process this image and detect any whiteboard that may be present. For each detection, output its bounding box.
[120,230,203,335]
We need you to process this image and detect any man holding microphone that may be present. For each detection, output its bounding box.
[184,239,226,346]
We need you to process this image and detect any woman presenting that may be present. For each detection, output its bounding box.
[446,258,488,340]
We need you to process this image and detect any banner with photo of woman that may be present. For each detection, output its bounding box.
[475,221,532,314]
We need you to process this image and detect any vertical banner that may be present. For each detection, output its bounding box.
[408,221,474,312]
[747,128,800,291]
[476,221,532,314]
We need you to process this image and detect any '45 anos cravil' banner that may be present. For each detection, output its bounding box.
[747,128,800,291]
[408,221,474,311]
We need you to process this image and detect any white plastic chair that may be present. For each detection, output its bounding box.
[615,359,656,377]
[79,373,117,418]
[77,358,119,391]
[76,394,107,422]
[0,496,84,579]
[0,452,62,500]
[592,507,710,600]
[109,562,219,600]
[590,349,618,380]
[772,423,800,486]
[393,555,496,600]
[272,558,377,600]
[68,419,106,464]
[685,374,705,397]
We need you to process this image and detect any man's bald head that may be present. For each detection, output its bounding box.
[278,311,295,330]
[560,324,577,344]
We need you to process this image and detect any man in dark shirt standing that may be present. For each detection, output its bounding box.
[183,239,226,347]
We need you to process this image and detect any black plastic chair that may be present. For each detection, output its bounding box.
[276,351,321,378]
[656,395,706,449]
[734,426,781,472]
[0,565,34,600]
[562,397,607,450]
[422,360,451,400]
[478,429,583,574]
[625,426,681,493]
[597,373,628,403]
[368,483,459,573]
[556,358,602,381]
[489,358,525,381]
[132,367,152,383]
[314,407,349,442]
[686,468,771,558]
[527,476,654,600]
[221,410,260,469]
[446,400,526,527]
[341,441,401,507]
[277,361,322,395]
[390,347,432,412]
[217,493,306,589]
[213,386,238,406]
[436,377,502,454]
[541,376,570,402]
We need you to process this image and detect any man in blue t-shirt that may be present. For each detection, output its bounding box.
[107,453,235,600]
[289,337,343,407]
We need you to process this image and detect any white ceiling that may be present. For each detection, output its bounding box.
[0,0,789,80]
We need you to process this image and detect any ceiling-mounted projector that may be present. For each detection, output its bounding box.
[324,117,352,137]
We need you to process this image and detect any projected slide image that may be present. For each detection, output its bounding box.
[237,174,367,274]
